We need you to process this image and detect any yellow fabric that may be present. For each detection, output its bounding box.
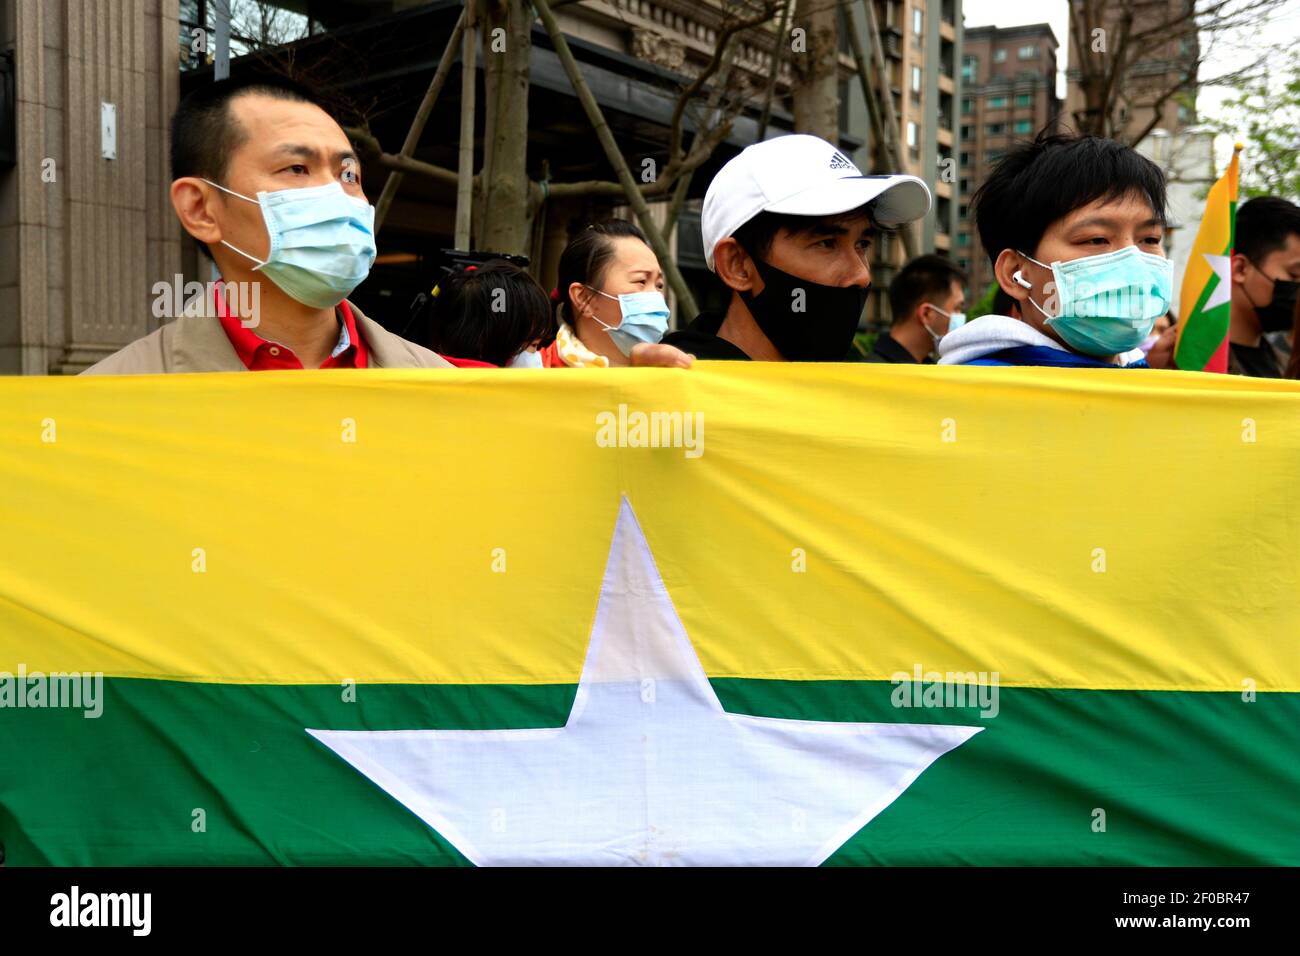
[554,321,610,368]
[1,364,1298,691]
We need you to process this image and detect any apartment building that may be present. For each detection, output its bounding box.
[956,22,1061,296]
[844,0,962,325]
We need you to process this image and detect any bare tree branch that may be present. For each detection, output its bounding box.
[1070,0,1289,140]
[374,9,466,229]
[756,0,794,142]
[667,1,779,163]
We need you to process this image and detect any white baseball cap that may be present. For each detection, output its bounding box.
[700,134,932,270]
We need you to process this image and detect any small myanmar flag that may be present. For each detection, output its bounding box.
[1174,143,1242,372]
[1,366,1298,865]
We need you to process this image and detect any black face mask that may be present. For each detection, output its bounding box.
[1254,273,1299,334]
[740,256,869,361]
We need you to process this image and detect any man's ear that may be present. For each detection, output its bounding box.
[993,248,1031,304]
[1230,252,1252,287]
[713,237,757,294]
[170,178,223,248]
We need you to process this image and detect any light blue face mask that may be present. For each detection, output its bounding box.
[1019,245,1173,357]
[921,304,966,344]
[204,179,377,309]
[586,287,670,356]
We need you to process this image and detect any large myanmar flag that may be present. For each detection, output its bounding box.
[1174,144,1242,372]
[1,365,1298,865]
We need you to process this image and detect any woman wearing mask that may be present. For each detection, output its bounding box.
[542,219,692,368]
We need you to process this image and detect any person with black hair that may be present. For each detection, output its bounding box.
[1226,196,1300,377]
[868,254,967,363]
[427,261,556,367]
[542,219,693,368]
[662,134,930,361]
[938,132,1171,368]
[84,74,448,374]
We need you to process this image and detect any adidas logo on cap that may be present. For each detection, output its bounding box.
[828,150,855,171]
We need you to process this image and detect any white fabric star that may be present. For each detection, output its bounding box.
[1203,253,1233,312]
[309,499,980,866]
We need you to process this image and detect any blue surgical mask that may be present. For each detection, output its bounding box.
[1019,246,1172,357]
[586,287,670,356]
[203,179,377,309]
[508,349,543,369]
[921,304,966,343]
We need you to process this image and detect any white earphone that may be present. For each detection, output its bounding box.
[1012,270,1032,289]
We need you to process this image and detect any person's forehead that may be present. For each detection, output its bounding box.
[611,236,657,270]
[1265,231,1300,266]
[1056,192,1159,229]
[228,93,349,152]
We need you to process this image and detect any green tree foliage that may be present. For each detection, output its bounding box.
[1208,51,1300,200]
[967,280,1000,320]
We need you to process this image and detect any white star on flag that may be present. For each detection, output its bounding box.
[309,499,981,866]
[1203,253,1233,312]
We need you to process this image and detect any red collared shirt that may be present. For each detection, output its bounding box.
[214,284,369,370]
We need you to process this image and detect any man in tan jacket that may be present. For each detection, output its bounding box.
[86,74,449,374]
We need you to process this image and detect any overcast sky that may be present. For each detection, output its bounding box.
[962,0,1300,141]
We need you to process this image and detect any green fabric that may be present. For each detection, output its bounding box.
[2,677,1295,865]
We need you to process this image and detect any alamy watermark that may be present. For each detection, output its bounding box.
[151,276,261,328]
[890,664,1000,719]
[596,404,704,459]
[50,886,150,936]
[0,664,103,718]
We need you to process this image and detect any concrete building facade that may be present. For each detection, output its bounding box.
[0,0,183,375]
[845,0,963,325]
[956,22,1061,296]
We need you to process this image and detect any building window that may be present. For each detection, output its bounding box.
[913,8,923,35]
[986,122,1006,135]
[1015,93,1033,108]
[959,151,971,166]
[1018,45,1037,59]
[960,178,970,193]
[961,97,974,113]
[1013,119,1033,134]
[993,49,1007,63]
[962,55,977,82]
[1177,104,1192,123]
[907,121,918,148]
[988,95,1008,109]
[957,232,971,246]
[912,65,922,93]
[987,150,1005,164]
[960,124,973,139]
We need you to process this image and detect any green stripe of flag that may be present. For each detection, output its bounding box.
[1,677,1295,865]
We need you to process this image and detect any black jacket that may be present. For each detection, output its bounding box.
[662,312,753,360]
[865,332,931,364]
